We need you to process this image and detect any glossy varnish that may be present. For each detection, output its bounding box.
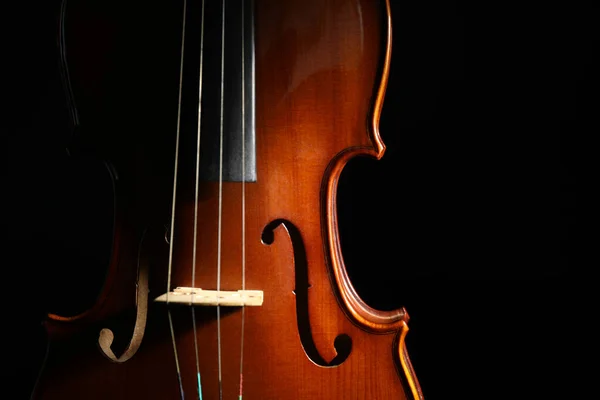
[34,0,423,398]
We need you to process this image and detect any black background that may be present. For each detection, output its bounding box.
[4,0,591,398]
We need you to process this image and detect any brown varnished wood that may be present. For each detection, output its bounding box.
[34,0,423,398]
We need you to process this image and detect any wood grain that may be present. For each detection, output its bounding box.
[35,1,423,398]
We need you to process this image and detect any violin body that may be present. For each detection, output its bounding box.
[33,0,423,398]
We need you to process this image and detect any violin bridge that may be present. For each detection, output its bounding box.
[154,287,264,306]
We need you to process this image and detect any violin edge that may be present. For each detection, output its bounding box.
[321,3,424,397]
[322,0,406,333]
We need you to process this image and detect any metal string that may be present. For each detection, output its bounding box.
[238,1,247,398]
[166,3,246,399]
[191,0,207,398]
[216,1,227,399]
[166,0,189,398]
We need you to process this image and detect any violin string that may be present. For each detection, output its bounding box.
[191,0,207,398]
[216,0,226,399]
[238,0,246,399]
[166,0,189,398]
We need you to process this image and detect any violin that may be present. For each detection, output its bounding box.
[32,0,424,398]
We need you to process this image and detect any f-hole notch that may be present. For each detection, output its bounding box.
[262,219,352,367]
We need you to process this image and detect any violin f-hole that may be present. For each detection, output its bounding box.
[262,219,352,367]
[98,229,150,363]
